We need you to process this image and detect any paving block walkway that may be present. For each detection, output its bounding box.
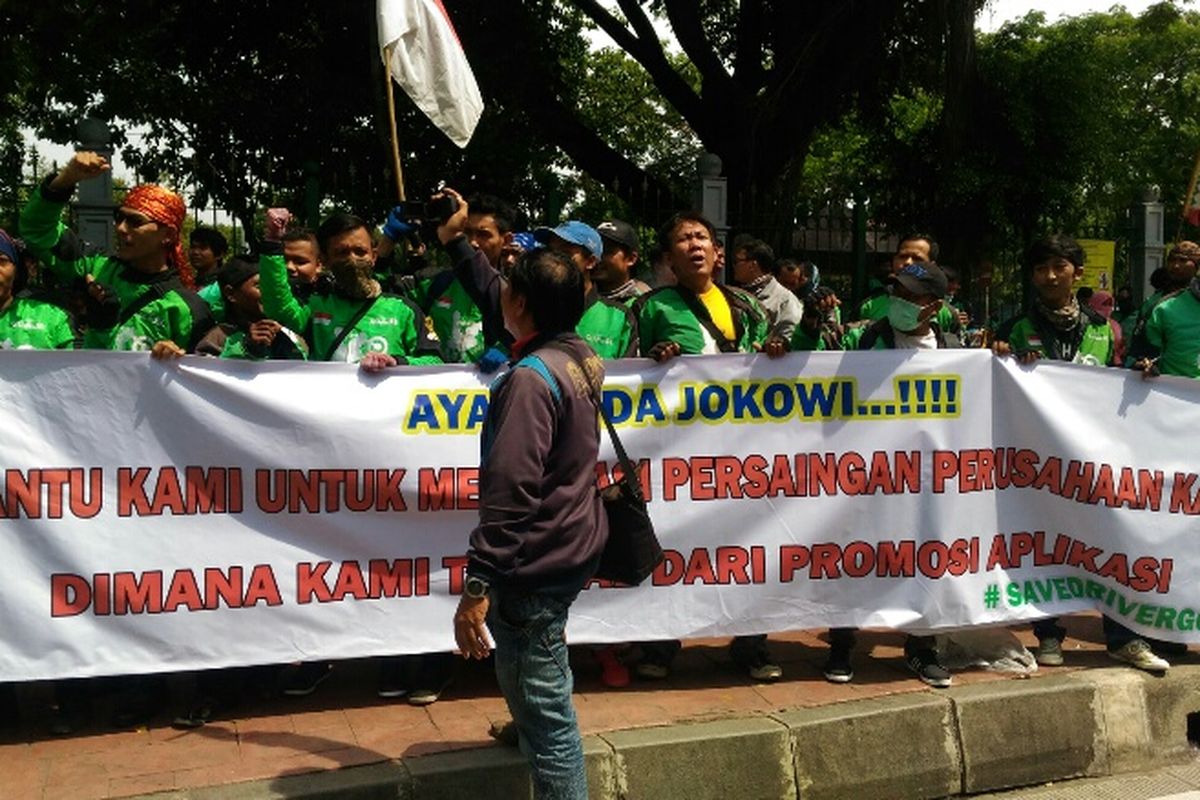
[0,613,1176,799]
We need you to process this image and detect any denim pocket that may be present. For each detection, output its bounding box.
[497,592,568,633]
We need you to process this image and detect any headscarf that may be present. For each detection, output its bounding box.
[0,228,24,294]
[0,228,18,265]
[123,185,194,289]
[1087,290,1115,320]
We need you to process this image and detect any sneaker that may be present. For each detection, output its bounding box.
[740,651,783,683]
[595,646,630,688]
[1109,639,1169,673]
[171,702,214,730]
[281,662,333,697]
[634,649,672,680]
[905,646,952,688]
[407,686,443,706]
[822,647,854,684]
[1034,637,1064,667]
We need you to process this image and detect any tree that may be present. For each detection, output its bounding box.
[453,0,924,233]
[3,0,562,241]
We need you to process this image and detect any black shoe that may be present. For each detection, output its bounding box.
[110,700,153,729]
[822,646,854,684]
[904,645,951,688]
[376,659,408,699]
[172,702,214,729]
[733,648,782,682]
[281,662,333,697]
[488,719,519,747]
[48,704,81,736]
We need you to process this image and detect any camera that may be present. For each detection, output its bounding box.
[394,195,460,224]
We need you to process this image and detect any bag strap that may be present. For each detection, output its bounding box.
[538,342,643,499]
[420,270,458,316]
[118,277,184,327]
[324,295,379,361]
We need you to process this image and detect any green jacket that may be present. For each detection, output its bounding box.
[0,297,76,350]
[446,236,637,360]
[1146,288,1200,378]
[258,251,441,364]
[635,284,768,355]
[198,281,226,323]
[20,184,215,351]
[1002,308,1116,367]
[578,294,638,360]
[196,322,310,361]
[408,271,488,364]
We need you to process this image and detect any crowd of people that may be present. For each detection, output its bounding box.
[3,151,1198,767]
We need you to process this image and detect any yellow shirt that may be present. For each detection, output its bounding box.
[697,285,735,343]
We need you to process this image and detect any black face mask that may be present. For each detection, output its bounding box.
[328,256,380,300]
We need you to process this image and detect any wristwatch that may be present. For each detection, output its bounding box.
[465,576,490,599]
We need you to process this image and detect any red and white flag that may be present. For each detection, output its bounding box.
[377,0,483,148]
[1186,148,1200,227]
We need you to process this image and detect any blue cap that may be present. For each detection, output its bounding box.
[534,221,603,260]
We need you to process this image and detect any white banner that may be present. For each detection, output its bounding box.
[2,349,1199,680]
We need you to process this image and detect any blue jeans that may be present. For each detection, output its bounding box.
[489,590,587,800]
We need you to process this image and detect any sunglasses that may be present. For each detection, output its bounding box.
[113,209,157,228]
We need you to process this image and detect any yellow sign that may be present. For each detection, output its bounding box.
[1076,239,1115,291]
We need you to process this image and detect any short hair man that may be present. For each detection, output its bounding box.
[857,233,939,322]
[453,247,607,799]
[594,219,650,303]
[189,226,228,285]
[1127,240,1200,366]
[632,211,780,682]
[191,258,308,361]
[731,236,803,341]
[20,151,214,352]
[831,261,957,687]
[258,209,441,366]
[441,193,638,361]
[636,211,769,361]
[1136,241,1200,382]
[992,235,1167,672]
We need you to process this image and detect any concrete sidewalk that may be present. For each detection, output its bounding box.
[3,614,1198,799]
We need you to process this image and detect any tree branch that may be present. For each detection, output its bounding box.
[571,0,712,139]
[661,0,736,98]
[733,0,766,91]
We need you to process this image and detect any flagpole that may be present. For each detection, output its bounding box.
[383,43,407,202]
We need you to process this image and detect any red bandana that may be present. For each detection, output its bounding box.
[123,185,194,288]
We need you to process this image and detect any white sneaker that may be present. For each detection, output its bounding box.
[1108,639,1169,673]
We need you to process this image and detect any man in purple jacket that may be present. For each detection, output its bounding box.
[451,234,607,799]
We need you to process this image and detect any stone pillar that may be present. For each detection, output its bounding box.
[693,153,727,279]
[1130,186,1164,304]
[73,118,115,254]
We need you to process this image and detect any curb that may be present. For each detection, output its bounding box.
[130,665,1200,800]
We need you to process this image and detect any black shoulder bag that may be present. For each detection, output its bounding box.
[546,343,664,586]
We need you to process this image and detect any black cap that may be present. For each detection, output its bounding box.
[890,262,948,299]
[217,257,259,289]
[596,219,639,252]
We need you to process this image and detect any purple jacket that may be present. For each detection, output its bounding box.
[467,333,608,598]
